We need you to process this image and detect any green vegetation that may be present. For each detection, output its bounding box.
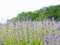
[11,5,60,22]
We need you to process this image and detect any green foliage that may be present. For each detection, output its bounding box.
[11,17,18,22]
[17,12,27,20]
[11,5,60,22]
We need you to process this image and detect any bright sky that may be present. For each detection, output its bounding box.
[0,0,60,23]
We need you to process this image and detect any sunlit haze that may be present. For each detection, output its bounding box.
[0,0,60,23]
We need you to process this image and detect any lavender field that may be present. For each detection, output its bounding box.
[0,20,60,45]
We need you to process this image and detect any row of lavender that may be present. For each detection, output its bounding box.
[0,19,60,45]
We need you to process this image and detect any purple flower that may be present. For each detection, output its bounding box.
[54,37,57,41]
[44,38,49,45]
[57,28,60,30]
[52,30,55,32]
[50,34,55,40]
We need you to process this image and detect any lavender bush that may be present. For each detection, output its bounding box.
[0,19,60,45]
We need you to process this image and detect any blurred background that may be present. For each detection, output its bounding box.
[0,0,60,23]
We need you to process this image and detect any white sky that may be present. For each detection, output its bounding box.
[0,0,60,23]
